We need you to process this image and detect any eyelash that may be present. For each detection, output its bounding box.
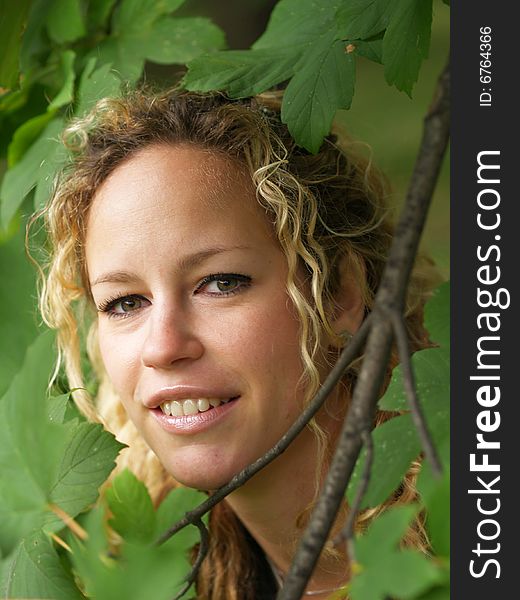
[195,273,252,296]
[97,273,252,319]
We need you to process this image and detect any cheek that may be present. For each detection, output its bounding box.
[97,326,140,396]
[232,301,304,395]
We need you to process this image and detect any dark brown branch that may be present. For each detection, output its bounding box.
[334,429,374,561]
[172,518,209,600]
[387,309,442,476]
[156,315,373,546]
[277,59,450,600]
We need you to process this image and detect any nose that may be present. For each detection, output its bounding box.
[141,303,204,369]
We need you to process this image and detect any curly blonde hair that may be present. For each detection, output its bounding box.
[35,88,438,599]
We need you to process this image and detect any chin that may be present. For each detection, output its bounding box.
[159,450,243,492]
[170,470,231,492]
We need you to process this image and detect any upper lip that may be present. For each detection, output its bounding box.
[144,385,240,409]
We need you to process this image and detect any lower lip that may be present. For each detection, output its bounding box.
[149,398,239,435]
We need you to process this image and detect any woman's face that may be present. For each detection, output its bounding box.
[86,144,312,490]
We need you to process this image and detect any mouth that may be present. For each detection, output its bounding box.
[158,396,240,417]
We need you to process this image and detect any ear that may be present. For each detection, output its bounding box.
[328,254,366,339]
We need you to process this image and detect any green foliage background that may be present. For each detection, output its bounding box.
[0,1,450,599]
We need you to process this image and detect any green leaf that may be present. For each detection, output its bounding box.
[33,135,69,213]
[350,549,443,600]
[0,331,67,554]
[91,37,145,82]
[45,423,125,530]
[376,348,450,487]
[0,87,27,115]
[88,0,118,30]
[112,0,186,34]
[417,451,450,557]
[0,228,40,398]
[350,506,444,600]
[155,487,207,549]
[6,112,56,168]
[383,0,433,95]
[185,0,367,151]
[378,347,449,420]
[76,59,121,116]
[2,531,82,599]
[337,0,396,40]
[415,584,451,600]
[351,34,384,64]
[106,470,206,549]
[0,332,124,554]
[46,394,70,424]
[48,50,76,111]
[424,281,450,350]
[95,1,225,83]
[347,413,421,509]
[282,35,355,153]
[379,282,450,414]
[0,0,32,89]
[72,506,192,600]
[185,48,298,97]
[20,0,54,74]
[141,16,226,65]
[46,0,86,44]
[356,505,417,564]
[253,0,341,51]
[0,118,65,229]
[348,285,449,506]
[106,469,156,544]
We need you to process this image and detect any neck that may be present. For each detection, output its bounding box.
[225,403,349,595]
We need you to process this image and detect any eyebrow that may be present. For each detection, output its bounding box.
[90,245,251,288]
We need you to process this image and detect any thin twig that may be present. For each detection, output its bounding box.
[51,533,73,553]
[48,503,88,541]
[278,315,394,600]
[173,518,209,600]
[334,429,374,561]
[387,309,442,476]
[155,315,372,547]
[277,59,450,600]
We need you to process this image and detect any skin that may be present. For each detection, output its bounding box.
[85,144,364,596]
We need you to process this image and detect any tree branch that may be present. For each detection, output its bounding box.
[172,518,209,600]
[334,429,374,562]
[277,59,450,600]
[387,308,442,476]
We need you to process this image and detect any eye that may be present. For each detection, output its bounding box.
[196,273,251,296]
[98,295,149,318]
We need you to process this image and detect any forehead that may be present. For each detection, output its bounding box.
[85,144,276,275]
[87,143,269,236]
[92,143,254,212]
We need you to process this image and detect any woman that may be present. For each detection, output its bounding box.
[39,89,434,599]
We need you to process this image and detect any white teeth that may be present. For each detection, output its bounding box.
[159,397,234,416]
[171,401,183,417]
[183,399,198,415]
[198,398,210,412]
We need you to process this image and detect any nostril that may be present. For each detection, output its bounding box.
[141,334,204,369]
